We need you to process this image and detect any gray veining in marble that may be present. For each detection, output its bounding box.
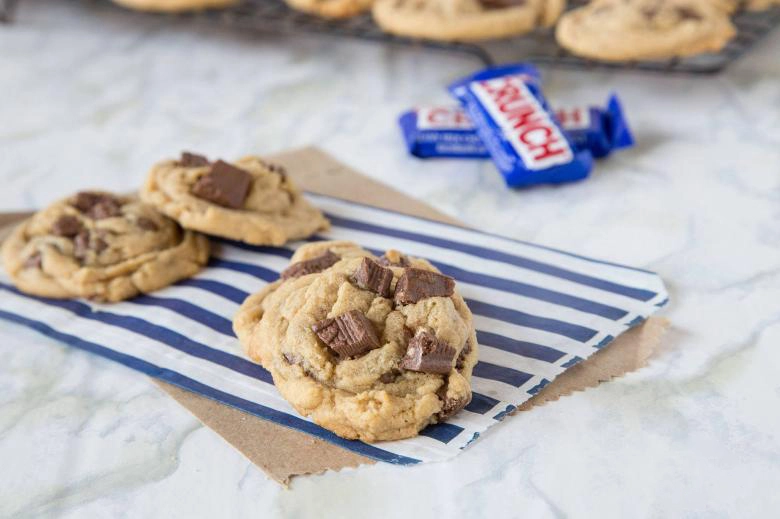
[1,1,779,517]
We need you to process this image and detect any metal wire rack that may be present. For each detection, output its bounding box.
[3,0,779,73]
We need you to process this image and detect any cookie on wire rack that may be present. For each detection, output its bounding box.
[555,0,736,62]
[371,0,566,42]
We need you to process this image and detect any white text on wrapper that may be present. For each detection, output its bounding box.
[470,76,573,170]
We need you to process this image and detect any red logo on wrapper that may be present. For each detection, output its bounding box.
[470,76,573,170]
[555,107,591,131]
[417,107,474,130]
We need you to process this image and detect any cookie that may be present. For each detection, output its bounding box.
[1,191,210,302]
[234,241,479,442]
[284,0,374,18]
[555,0,736,62]
[372,0,566,42]
[111,0,237,11]
[140,153,330,246]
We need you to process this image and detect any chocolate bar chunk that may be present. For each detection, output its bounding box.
[455,340,472,371]
[394,268,455,304]
[73,230,108,260]
[438,393,470,420]
[353,257,393,298]
[312,310,381,358]
[190,160,253,209]
[72,192,122,220]
[377,250,411,267]
[51,215,83,237]
[280,250,340,280]
[136,217,159,231]
[399,331,455,374]
[178,152,210,168]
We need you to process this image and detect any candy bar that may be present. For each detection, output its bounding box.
[400,95,633,160]
[554,94,634,158]
[449,63,593,187]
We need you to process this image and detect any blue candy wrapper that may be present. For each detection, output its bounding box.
[448,63,593,188]
[399,107,488,159]
[554,94,634,158]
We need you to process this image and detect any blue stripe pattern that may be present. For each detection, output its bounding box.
[325,214,658,302]
[0,195,668,463]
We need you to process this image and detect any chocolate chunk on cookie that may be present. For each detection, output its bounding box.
[72,192,122,220]
[377,249,411,267]
[280,250,340,280]
[312,310,381,358]
[353,257,393,297]
[51,215,83,237]
[394,268,455,304]
[178,151,210,168]
[400,331,456,374]
[74,230,108,260]
[136,217,159,231]
[438,393,469,420]
[191,160,253,209]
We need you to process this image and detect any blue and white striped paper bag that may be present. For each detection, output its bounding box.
[0,194,668,465]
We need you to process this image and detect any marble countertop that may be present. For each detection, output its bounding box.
[2,1,780,517]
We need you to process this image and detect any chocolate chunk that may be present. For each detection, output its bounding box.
[394,268,455,305]
[379,369,401,384]
[73,230,90,259]
[72,192,122,220]
[74,230,107,259]
[136,217,159,231]
[676,6,701,20]
[399,331,456,374]
[438,393,470,420]
[312,310,381,358]
[455,340,472,371]
[280,250,340,280]
[23,252,42,269]
[51,215,83,237]
[178,152,210,168]
[478,0,525,9]
[190,160,253,209]
[90,199,121,219]
[353,257,393,298]
[377,250,411,268]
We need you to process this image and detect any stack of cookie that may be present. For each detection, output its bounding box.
[110,0,778,61]
[2,152,478,442]
[1,152,329,301]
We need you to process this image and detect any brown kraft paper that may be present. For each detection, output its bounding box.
[0,146,669,486]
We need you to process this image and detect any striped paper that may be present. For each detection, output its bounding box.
[0,194,668,464]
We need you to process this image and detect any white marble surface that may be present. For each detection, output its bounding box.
[2,1,780,517]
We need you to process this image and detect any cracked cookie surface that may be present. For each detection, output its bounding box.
[1,191,210,302]
[234,240,479,442]
[555,0,736,61]
[140,153,330,246]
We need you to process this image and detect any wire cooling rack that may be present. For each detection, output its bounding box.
[3,0,779,73]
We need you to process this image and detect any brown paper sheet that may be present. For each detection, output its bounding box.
[0,147,668,486]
